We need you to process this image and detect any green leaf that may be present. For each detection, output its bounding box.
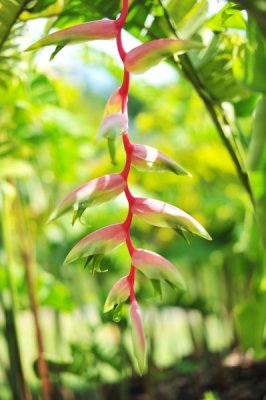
[234,294,266,356]
[177,0,209,39]
[166,0,197,26]
[207,3,246,32]
[150,279,162,299]
[28,0,57,13]
[247,96,266,170]
[112,303,124,323]
[233,15,266,93]
[0,158,34,179]
[174,228,190,244]
[83,254,107,273]
[196,33,251,103]
[49,44,65,61]
[0,0,29,50]
[107,138,117,165]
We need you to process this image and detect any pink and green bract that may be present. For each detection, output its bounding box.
[29,0,210,374]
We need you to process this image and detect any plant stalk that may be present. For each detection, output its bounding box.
[158,0,255,209]
[1,182,32,400]
[14,183,52,400]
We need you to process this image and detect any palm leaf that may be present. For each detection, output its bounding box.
[0,0,30,50]
[53,0,121,27]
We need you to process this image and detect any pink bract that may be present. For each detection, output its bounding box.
[130,300,146,374]
[27,19,118,51]
[64,223,127,264]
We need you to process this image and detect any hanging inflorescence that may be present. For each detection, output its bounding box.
[28,0,211,373]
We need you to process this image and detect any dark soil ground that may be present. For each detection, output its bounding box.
[101,355,266,400]
[52,354,266,400]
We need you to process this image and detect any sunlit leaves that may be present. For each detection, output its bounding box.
[104,276,130,312]
[130,300,146,374]
[26,19,118,51]
[132,249,186,290]
[233,16,266,94]
[49,174,126,222]
[0,0,29,49]
[196,33,250,103]
[0,158,34,179]
[131,144,191,176]
[234,294,266,356]
[247,96,266,171]
[124,38,203,74]
[132,197,211,240]
[207,3,246,32]
[64,223,126,264]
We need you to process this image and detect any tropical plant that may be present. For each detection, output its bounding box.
[0,0,265,398]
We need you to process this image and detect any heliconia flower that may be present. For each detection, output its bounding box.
[132,197,212,240]
[103,88,122,118]
[97,113,128,140]
[104,276,130,313]
[26,20,119,51]
[64,223,127,264]
[131,144,191,176]
[124,38,203,74]
[48,174,126,222]
[132,249,186,290]
[130,300,146,374]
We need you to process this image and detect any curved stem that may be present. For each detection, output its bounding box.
[116,0,137,302]
[116,30,126,62]
[128,266,136,302]
[119,70,130,113]
[115,0,129,29]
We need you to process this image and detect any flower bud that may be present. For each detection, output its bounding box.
[104,276,130,313]
[130,300,146,374]
[97,113,128,140]
[103,88,122,117]
[131,144,191,176]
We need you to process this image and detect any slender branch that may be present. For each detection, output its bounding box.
[1,183,32,400]
[14,184,52,400]
[158,0,255,208]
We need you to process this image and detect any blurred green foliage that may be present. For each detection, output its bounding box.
[0,0,265,398]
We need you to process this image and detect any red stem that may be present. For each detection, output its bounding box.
[116,30,126,62]
[115,0,136,302]
[115,0,129,29]
[119,70,130,114]
[127,266,136,302]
